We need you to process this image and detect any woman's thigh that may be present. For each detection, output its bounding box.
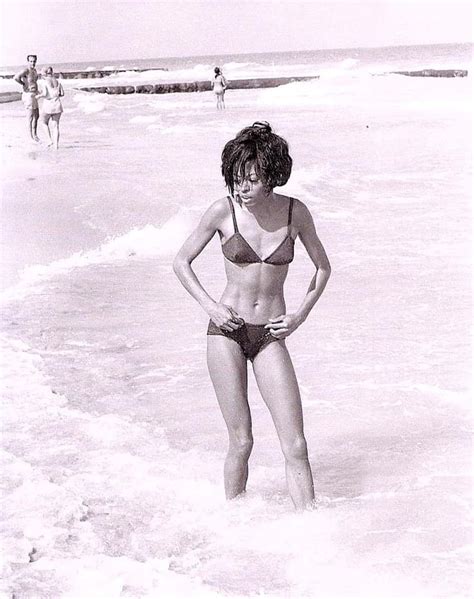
[207,334,250,432]
[252,340,305,439]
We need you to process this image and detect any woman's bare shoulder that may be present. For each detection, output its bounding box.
[278,194,311,217]
[201,196,230,226]
[282,195,317,231]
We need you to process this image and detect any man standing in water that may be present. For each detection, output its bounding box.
[14,54,40,142]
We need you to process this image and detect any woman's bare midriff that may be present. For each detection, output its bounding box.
[220,260,289,323]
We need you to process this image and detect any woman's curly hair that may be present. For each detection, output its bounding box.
[221,122,292,196]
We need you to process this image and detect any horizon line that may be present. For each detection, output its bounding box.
[0,40,471,71]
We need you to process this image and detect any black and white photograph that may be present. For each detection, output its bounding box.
[0,0,472,597]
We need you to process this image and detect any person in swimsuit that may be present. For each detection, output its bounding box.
[14,54,40,142]
[173,122,331,510]
[212,66,227,110]
[36,67,64,149]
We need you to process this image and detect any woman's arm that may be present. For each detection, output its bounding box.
[266,200,331,338]
[35,80,45,99]
[173,200,244,331]
[294,200,331,323]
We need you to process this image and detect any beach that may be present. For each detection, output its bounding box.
[1,46,472,598]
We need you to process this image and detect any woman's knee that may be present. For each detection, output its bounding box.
[229,430,253,458]
[281,435,308,463]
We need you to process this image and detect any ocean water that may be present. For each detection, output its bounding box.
[0,45,472,598]
[1,42,472,87]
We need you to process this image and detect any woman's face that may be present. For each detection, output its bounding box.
[233,163,268,206]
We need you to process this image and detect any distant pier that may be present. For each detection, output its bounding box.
[390,69,467,78]
[76,76,318,95]
[0,91,21,103]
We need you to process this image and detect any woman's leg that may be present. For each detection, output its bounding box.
[252,341,315,510]
[42,114,53,146]
[51,114,61,148]
[207,335,253,499]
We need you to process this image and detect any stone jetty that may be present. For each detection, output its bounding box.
[76,75,318,95]
[390,69,467,78]
[0,91,21,103]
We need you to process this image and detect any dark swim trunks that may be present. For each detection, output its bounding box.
[207,320,279,361]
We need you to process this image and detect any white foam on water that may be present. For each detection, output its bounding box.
[0,334,217,597]
[316,57,361,78]
[86,125,104,134]
[72,92,106,113]
[129,115,160,124]
[256,71,471,114]
[289,164,327,200]
[3,321,470,597]
[0,335,344,598]
[1,209,197,303]
[319,210,353,220]
[256,79,334,108]
[409,383,472,409]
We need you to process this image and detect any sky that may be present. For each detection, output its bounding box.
[0,0,471,68]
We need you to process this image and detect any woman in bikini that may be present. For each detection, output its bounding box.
[173,122,331,510]
[212,66,227,110]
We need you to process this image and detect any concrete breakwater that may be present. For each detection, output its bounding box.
[0,91,21,103]
[0,75,316,103]
[391,69,467,78]
[76,75,318,95]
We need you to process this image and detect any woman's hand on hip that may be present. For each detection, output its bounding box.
[208,303,244,332]
[265,313,302,339]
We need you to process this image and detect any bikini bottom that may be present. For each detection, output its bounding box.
[207,320,278,362]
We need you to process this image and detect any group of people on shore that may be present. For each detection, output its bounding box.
[14,55,226,146]
[14,54,64,148]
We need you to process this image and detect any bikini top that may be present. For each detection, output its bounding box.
[221,196,295,265]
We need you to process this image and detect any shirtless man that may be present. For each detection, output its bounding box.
[14,54,40,142]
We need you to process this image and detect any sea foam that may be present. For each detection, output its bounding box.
[72,92,106,114]
[1,210,196,303]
